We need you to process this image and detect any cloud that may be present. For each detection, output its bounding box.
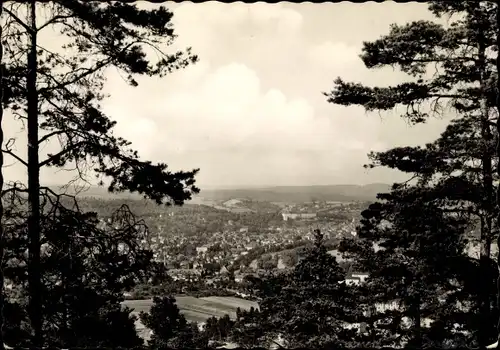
[0,2,448,188]
[174,2,303,34]
[97,2,422,188]
[170,2,304,59]
[101,57,391,187]
[308,41,361,68]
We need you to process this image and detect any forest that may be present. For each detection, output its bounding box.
[0,1,499,350]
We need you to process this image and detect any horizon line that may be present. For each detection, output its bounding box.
[45,182,391,192]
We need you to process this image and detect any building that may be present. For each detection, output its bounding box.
[342,271,369,286]
[466,241,499,259]
[281,212,317,221]
[196,246,208,254]
[351,272,369,283]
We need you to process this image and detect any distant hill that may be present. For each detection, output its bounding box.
[197,183,390,203]
[48,185,142,200]
[53,183,390,204]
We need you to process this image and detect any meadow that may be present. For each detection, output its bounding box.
[122,295,259,324]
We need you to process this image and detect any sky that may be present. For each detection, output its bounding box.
[4,1,454,190]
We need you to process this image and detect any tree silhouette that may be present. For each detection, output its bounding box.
[232,230,358,348]
[1,186,163,348]
[495,1,500,347]
[338,185,483,347]
[140,296,207,349]
[204,314,234,343]
[0,2,5,349]
[325,1,498,346]
[2,1,199,345]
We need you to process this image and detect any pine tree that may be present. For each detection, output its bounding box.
[366,109,500,333]
[339,185,483,347]
[230,305,267,349]
[0,2,5,349]
[2,1,199,345]
[140,296,208,349]
[233,230,359,348]
[324,1,498,346]
[495,1,500,347]
[1,189,163,348]
[204,314,234,344]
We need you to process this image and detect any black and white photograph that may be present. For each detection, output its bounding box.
[0,1,499,349]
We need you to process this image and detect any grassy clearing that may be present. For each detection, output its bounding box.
[122,295,258,324]
[200,296,259,310]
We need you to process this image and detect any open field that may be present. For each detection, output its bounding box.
[201,296,258,311]
[122,295,259,324]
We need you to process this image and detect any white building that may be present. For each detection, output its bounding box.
[281,212,317,221]
[196,246,208,254]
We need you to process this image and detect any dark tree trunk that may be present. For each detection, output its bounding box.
[496,0,500,347]
[478,28,494,348]
[26,1,42,346]
[0,1,5,349]
[408,294,422,350]
[480,105,494,348]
